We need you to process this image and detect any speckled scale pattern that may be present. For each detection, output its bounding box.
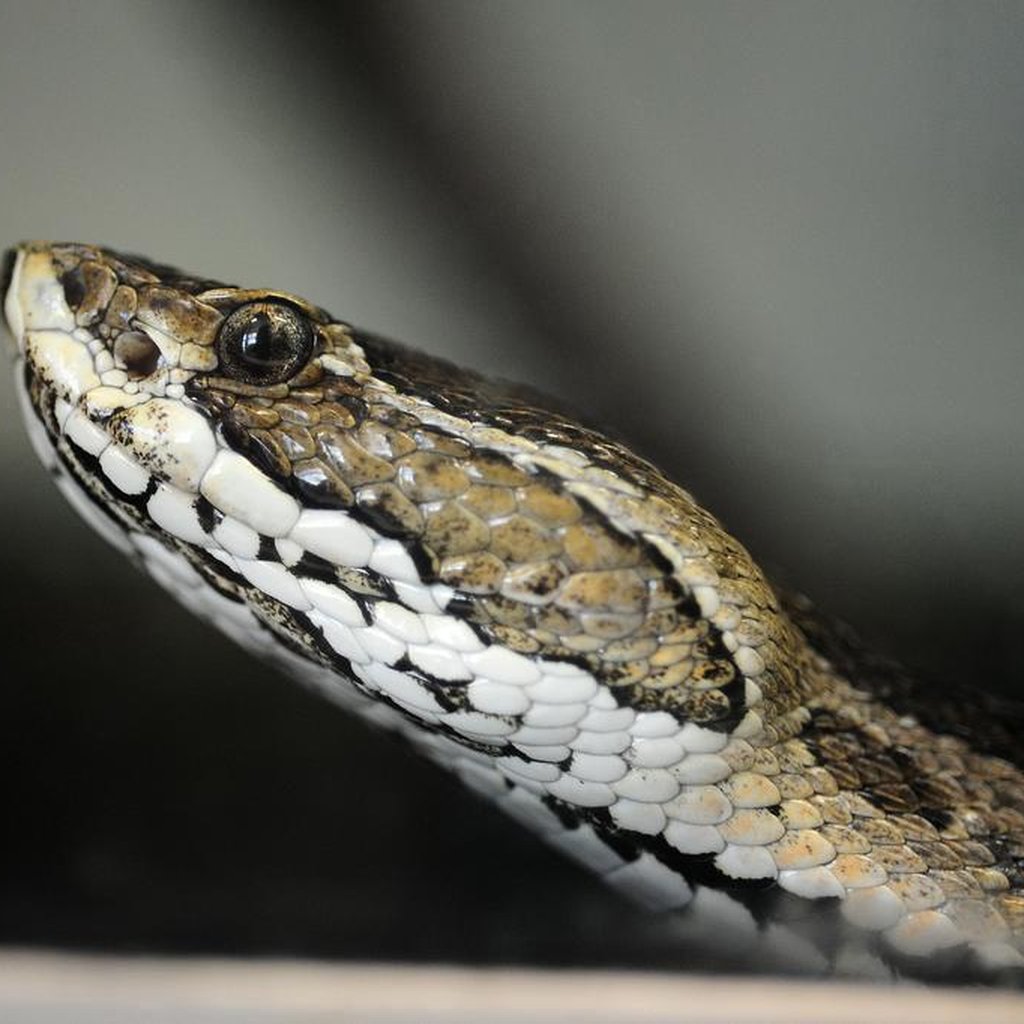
[5,241,1024,984]
[192,331,796,735]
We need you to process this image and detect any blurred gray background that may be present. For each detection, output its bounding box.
[0,0,1021,963]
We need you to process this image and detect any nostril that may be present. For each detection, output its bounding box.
[113,330,162,379]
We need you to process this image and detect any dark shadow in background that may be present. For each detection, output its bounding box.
[2,1,1022,967]
[0,4,706,968]
[1,533,699,967]
[272,0,1024,688]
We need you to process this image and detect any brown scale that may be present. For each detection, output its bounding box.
[201,365,772,728]
[40,243,1024,956]
[793,667,1024,944]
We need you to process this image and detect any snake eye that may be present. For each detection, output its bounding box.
[216,302,312,385]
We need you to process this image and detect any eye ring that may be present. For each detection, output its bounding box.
[216,301,312,385]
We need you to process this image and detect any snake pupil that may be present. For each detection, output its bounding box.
[217,302,311,385]
[238,317,278,367]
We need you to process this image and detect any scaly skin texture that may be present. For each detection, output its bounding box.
[5,241,1024,983]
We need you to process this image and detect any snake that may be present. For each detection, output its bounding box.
[4,241,1023,984]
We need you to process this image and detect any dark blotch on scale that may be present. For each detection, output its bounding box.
[257,535,280,562]
[390,655,464,712]
[194,495,222,534]
[714,675,748,732]
[917,806,954,832]
[59,263,87,311]
[346,502,436,582]
[351,491,414,538]
[220,418,293,487]
[291,460,352,509]
[292,551,337,584]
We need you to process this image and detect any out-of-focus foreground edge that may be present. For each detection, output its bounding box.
[0,950,1020,1023]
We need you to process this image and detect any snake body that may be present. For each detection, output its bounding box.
[5,242,1023,982]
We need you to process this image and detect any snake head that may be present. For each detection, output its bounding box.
[5,239,812,735]
[3,240,803,742]
[2,241,372,538]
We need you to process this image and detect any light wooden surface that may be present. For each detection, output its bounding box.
[0,950,1020,1023]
